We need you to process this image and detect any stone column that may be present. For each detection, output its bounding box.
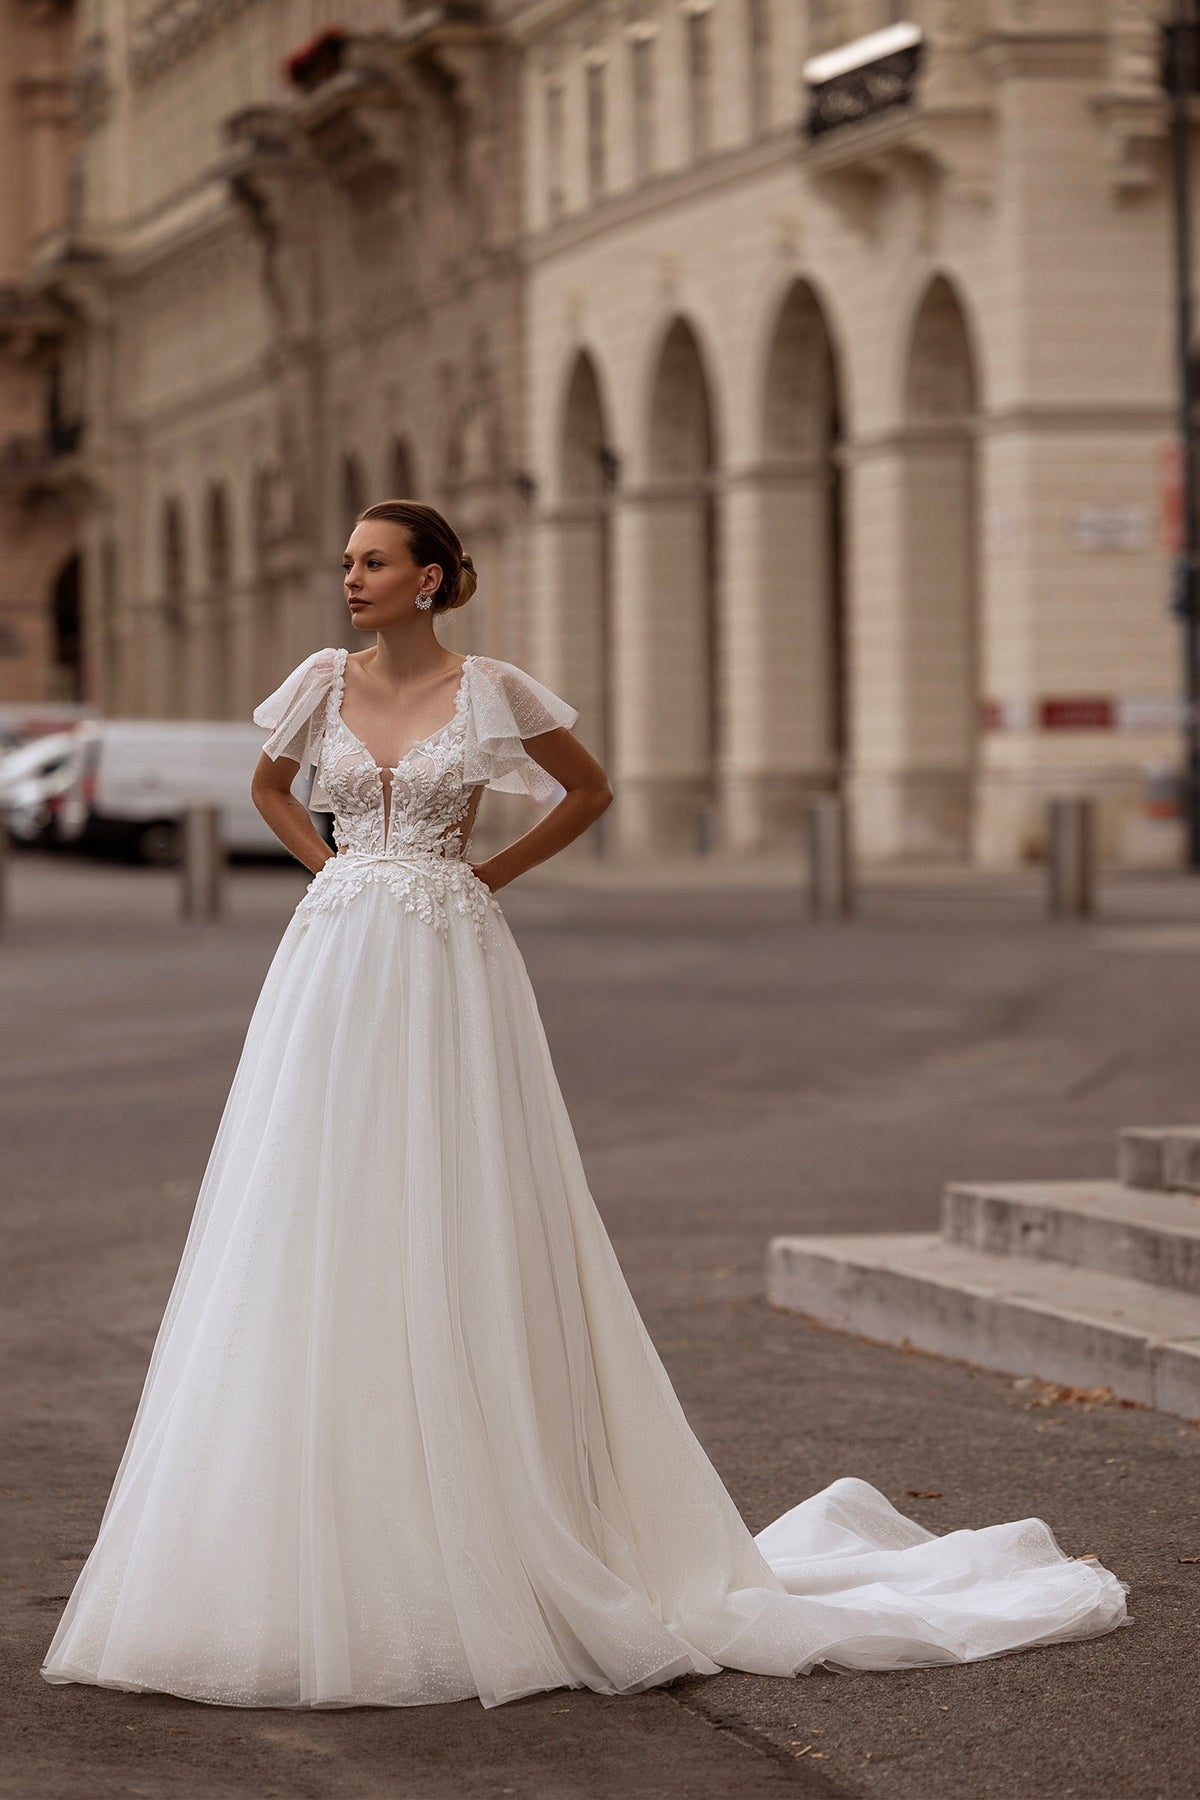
[719,459,841,851]
[531,500,609,751]
[845,428,978,864]
[610,480,711,857]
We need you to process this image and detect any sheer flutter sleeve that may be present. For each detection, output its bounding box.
[462,657,579,801]
[252,646,338,809]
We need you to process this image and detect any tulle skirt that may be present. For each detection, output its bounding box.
[41,872,1130,1708]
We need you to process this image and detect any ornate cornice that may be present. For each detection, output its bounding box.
[976,28,1107,82]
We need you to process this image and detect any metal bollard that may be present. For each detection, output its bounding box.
[807,794,853,918]
[180,803,225,921]
[696,804,718,856]
[1047,795,1095,917]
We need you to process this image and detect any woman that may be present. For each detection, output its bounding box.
[40,500,1129,1710]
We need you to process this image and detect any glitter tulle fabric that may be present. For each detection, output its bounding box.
[40,648,1130,1709]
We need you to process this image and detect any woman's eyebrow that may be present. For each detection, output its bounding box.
[343,547,390,558]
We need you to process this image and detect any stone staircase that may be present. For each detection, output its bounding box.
[766,1128,1200,1420]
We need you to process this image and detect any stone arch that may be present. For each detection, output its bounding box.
[555,348,617,777]
[751,279,847,835]
[97,535,119,709]
[205,482,233,715]
[636,315,720,852]
[896,272,980,857]
[647,315,717,477]
[337,453,366,648]
[341,452,365,537]
[388,435,419,500]
[904,274,978,422]
[251,466,280,702]
[161,496,187,718]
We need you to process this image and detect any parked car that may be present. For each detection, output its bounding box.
[0,730,87,846]
[59,720,311,864]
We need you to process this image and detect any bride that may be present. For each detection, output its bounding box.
[40,499,1129,1710]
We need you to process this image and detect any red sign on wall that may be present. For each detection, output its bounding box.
[1039,697,1115,730]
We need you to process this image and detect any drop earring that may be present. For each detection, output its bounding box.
[415,587,434,611]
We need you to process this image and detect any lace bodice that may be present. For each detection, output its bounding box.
[320,647,479,862]
[252,645,579,944]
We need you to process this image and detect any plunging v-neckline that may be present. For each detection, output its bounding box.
[333,647,474,843]
[335,648,473,772]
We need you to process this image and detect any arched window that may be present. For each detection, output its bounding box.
[161,497,187,718]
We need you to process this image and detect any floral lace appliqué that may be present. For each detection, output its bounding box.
[296,854,494,943]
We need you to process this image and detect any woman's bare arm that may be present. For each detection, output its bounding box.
[250,753,335,875]
[471,728,613,893]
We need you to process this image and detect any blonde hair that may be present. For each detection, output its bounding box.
[357,499,477,612]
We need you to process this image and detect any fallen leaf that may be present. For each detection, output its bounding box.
[1178,1556,1200,1565]
[792,1744,813,1757]
[1019,1380,1138,1410]
[907,1489,942,1499]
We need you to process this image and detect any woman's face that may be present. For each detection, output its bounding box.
[342,520,443,629]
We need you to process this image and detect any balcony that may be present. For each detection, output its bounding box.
[0,423,86,503]
[800,21,994,208]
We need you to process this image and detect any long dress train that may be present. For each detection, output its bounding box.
[40,646,1129,1708]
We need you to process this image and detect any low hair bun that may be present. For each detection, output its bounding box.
[356,498,477,613]
[452,552,478,611]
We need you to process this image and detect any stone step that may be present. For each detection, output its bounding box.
[766,1231,1200,1419]
[1118,1126,1200,1194]
[942,1178,1200,1295]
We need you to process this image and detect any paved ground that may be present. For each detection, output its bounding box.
[4,845,1200,1800]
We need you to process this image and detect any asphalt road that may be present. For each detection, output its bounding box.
[4,848,1200,1800]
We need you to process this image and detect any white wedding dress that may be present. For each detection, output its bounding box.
[40,646,1130,1710]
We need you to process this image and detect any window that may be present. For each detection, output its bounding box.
[545,80,565,221]
[586,60,607,200]
[686,7,712,160]
[631,33,656,180]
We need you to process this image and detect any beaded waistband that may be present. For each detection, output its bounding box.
[329,847,469,867]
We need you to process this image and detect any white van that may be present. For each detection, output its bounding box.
[61,721,319,864]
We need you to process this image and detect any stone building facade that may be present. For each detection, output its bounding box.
[0,0,82,704]
[511,0,1182,866]
[39,0,531,759]
[28,0,1191,865]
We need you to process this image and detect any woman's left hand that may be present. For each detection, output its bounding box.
[469,861,498,892]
